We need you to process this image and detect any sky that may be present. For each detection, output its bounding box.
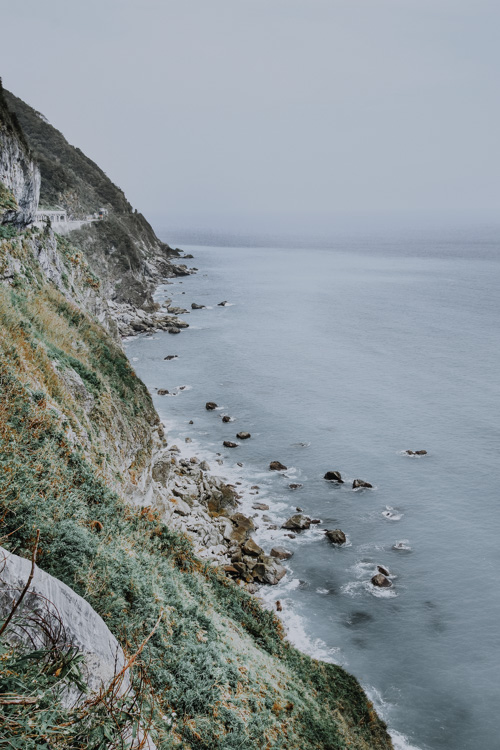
[1,0,499,235]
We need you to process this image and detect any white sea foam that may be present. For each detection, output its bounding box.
[382,506,403,521]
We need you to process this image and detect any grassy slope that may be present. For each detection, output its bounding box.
[0,231,393,749]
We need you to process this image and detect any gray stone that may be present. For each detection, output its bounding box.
[325,529,346,545]
[270,461,287,471]
[270,546,293,560]
[282,514,311,531]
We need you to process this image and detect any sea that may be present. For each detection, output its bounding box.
[125,225,500,750]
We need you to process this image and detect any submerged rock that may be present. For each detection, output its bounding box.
[325,529,346,545]
[164,355,178,360]
[206,401,218,410]
[222,415,232,422]
[218,300,228,306]
[270,546,293,560]
[405,449,427,456]
[289,483,302,490]
[270,460,287,471]
[324,471,344,483]
[352,479,373,489]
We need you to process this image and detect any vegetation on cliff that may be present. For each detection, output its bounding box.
[0,85,393,749]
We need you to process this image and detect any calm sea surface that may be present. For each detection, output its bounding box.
[126,229,500,750]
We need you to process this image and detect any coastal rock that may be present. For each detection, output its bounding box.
[157,388,169,395]
[353,479,373,489]
[168,327,181,334]
[206,402,218,410]
[199,460,210,471]
[252,556,287,585]
[241,538,263,557]
[222,415,232,422]
[377,565,390,576]
[218,301,228,306]
[151,456,173,486]
[282,514,311,531]
[236,431,251,440]
[270,546,293,560]
[371,573,392,588]
[405,449,427,456]
[223,441,238,448]
[289,483,302,490]
[252,502,269,511]
[163,354,178,360]
[270,461,287,471]
[324,471,344,483]
[325,529,347,545]
[191,303,206,309]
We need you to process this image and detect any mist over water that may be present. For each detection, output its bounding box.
[126,227,500,750]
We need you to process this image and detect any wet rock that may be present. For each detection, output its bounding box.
[276,600,283,611]
[270,461,287,471]
[222,415,232,422]
[199,460,210,471]
[324,471,344,483]
[377,565,390,576]
[218,300,228,306]
[164,355,178,360]
[296,507,303,512]
[189,456,198,464]
[285,533,296,539]
[168,327,181,334]
[206,402,218,410]
[191,303,206,309]
[371,573,392,588]
[169,444,180,453]
[223,441,238,448]
[237,462,243,467]
[157,388,169,395]
[270,546,293,560]
[352,479,373,489]
[251,559,286,586]
[325,529,346,545]
[289,483,302,490]
[241,538,263,557]
[282,514,311,531]
[252,502,269,511]
[236,431,251,440]
[188,419,194,424]
[405,449,427,456]
[251,485,260,490]
[231,562,250,579]
[310,519,321,524]
[262,515,272,523]
[185,437,192,443]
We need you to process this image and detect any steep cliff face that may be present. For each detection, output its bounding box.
[0,85,393,749]
[4,86,183,310]
[0,81,40,226]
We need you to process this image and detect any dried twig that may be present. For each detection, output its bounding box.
[0,529,40,637]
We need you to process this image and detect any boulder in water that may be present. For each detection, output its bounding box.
[282,514,311,531]
[353,479,373,489]
[218,300,228,306]
[270,546,293,560]
[324,471,344,483]
[223,440,238,448]
[289,483,302,490]
[191,302,206,309]
[157,388,169,395]
[325,529,346,545]
[206,401,218,410]
[377,565,390,576]
[371,573,392,588]
[236,431,251,440]
[222,415,232,422]
[270,460,287,471]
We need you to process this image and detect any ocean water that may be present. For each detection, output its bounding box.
[126,228,500,750]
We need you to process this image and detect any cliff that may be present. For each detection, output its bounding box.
[0,84,393,749]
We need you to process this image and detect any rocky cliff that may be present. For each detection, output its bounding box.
[0,83,393,749]
[0,81,40,226]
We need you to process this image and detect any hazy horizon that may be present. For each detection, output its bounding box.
[1,0,499,235]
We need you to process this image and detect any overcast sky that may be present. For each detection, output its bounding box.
[1,0,499,234]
